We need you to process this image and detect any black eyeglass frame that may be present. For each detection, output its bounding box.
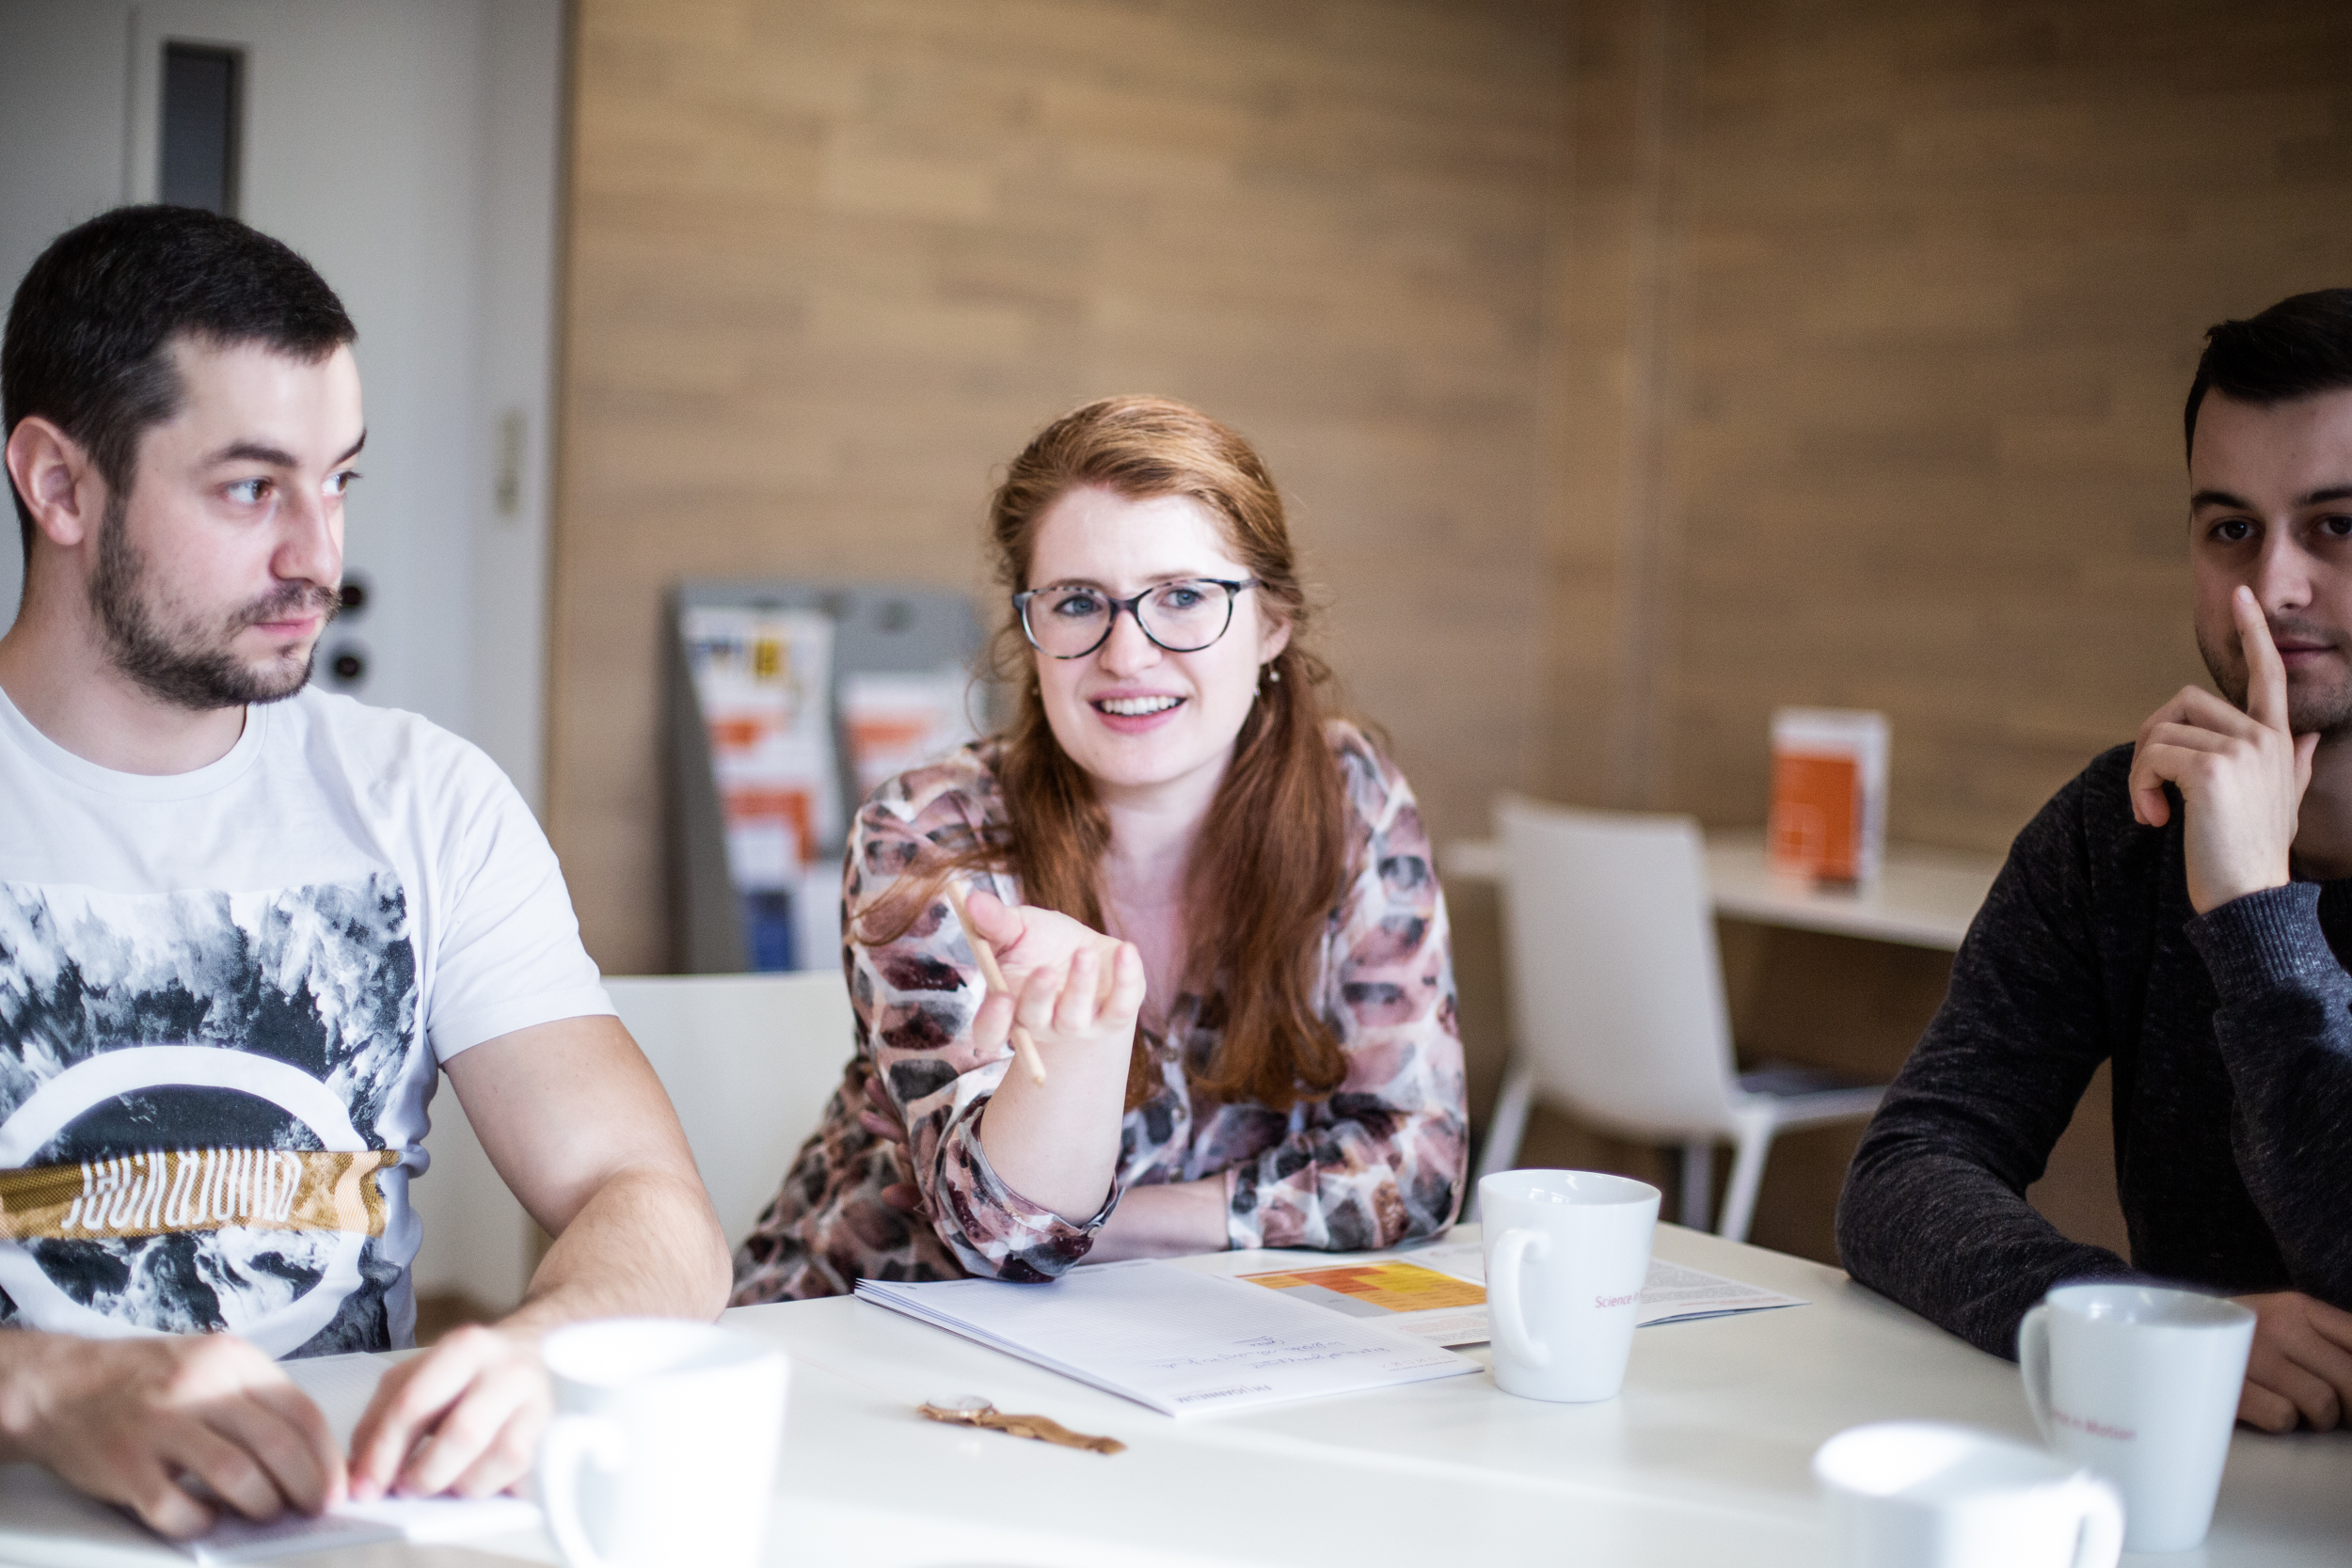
[1012,577,1261,660]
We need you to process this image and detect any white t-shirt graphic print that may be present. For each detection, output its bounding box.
[0,686,612,1355]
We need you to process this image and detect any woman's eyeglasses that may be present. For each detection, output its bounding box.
[1013,578,1260,660]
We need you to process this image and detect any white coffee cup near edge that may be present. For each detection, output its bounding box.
[538,1319,789,1568]
[1479,1168,1660,1402]
[1815,1421,2123,1568]
[2019,1281,2255,1553]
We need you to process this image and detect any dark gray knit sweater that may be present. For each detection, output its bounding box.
[1836,743,2352,1359]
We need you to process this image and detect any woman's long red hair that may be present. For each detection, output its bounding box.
[865,396,1351,1113]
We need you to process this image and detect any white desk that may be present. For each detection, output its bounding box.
[732,1226,2348,1567]
[1446,830,2001,952]
[11,1226,2340,1566]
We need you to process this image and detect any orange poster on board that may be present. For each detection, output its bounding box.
[722,785,817,865]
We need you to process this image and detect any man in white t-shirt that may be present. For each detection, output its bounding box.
[0,207,730,1536]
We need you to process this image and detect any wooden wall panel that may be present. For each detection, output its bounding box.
[1535,0,1683,808]
[1538,0,2352,1264]
[548,0,2349,1259]
[549,0,1566,973]
[1630,0,2352,848]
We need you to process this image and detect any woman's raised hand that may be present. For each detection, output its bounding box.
[961,888,1144,1068]
[961,888,1121,992]
[961,887,1147,1222]
[1006,934,1147,1069]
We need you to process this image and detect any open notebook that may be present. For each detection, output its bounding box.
[0,1352,540,1567]
[856,1258,1479,1417]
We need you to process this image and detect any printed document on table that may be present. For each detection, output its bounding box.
[856,1258,1478,1417]
[1240,1243,1805,1346]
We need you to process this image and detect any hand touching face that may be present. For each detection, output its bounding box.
[2141,388,2352,908]
[2130,586,2315,912]
[2189,388,2352,736]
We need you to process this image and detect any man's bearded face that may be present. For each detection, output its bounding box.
[89,489,338,709]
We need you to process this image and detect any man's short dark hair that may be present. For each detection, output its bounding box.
[3,204,355,561]
[2185,289,2352,459]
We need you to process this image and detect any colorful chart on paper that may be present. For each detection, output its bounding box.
[1237,1261,1486,1314]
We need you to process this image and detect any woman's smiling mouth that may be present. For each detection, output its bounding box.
[1095,695,1184,717]
[1091,695,1185,733]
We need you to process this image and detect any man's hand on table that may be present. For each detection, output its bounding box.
[0,1329,343,1539]
[0,1321,553,1533]
[348,1323,550,1501]
[2233,1291,2352,1433]
[2129,586,2316,914]
[339,1015,725,1499]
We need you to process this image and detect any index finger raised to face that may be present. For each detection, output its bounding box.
[2236,585,2293,733]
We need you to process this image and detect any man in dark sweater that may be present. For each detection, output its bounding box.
[1838,290,2352,1435]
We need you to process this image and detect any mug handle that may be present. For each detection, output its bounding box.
[1487,1227,1552,1370]
[538,1413,628,1568]
[2065,1473,2125,1568]
[2018,1303,2054,1443]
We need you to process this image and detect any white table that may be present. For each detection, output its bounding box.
[11,1226,2338,1566]
[1446,830,2001,952]
[18,1222,2333,1568]
[730,1226,2348,1566]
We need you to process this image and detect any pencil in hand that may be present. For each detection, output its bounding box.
[944,879,1050,1086]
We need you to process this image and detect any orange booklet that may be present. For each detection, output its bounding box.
[1769,752,1862,881]
[1766,709,1887,886]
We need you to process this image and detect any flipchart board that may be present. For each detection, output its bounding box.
[667,582,992,974]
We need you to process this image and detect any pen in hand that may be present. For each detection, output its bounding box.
[945,879,1051,1086]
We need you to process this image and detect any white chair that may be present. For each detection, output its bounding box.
[605,972,857,1249]
[1477,794,1886,1242]
[405,972,852,1318]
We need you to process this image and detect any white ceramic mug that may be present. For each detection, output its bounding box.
[1478,1168,1660,1402]
[1814,1421,2123,1568]
[537,1319,789,1568]
[2018,1281,2254,1553]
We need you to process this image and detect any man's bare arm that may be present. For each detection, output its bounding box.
[348,1013,729,1499]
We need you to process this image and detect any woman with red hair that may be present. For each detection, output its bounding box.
[731,396,1467,1300]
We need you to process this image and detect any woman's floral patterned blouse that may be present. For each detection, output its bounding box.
[729,721,1468,1302]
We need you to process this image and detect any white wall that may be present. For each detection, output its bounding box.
[464,0,564,818]
[0,1,131,629]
